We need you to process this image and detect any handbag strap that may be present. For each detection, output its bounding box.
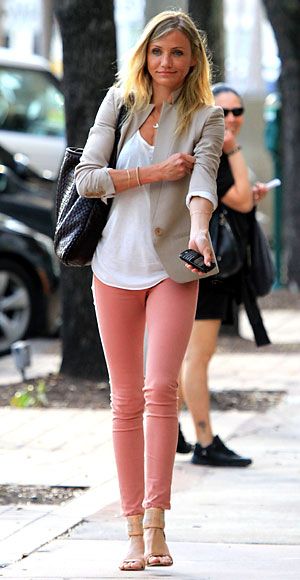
[109,104,127,168]
[63,103,127,168]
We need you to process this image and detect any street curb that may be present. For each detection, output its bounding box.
[0,478,119,568]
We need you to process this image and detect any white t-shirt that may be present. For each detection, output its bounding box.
[92,131,168,289]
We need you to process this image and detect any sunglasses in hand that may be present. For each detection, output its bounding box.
[223,107,244,117]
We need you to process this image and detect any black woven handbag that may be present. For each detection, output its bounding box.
[54,105,126,266]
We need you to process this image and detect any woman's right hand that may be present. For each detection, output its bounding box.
[158,153,195,181]
[252,182,269,203]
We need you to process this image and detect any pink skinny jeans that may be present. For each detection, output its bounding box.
[92,276,198,516]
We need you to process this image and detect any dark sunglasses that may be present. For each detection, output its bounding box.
[223,107,244,117]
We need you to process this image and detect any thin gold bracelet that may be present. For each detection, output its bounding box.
[190,210,212,216]
[126,169,131,189]
[136,166,141,187]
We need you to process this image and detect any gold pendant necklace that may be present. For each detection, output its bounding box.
[151,108,160,129]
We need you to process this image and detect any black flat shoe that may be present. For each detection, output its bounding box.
[191,435,252,467]
[176,423,193,454]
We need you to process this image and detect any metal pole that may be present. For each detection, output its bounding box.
[0,0,6,46]
[273,155,283,288]
[263,92,282,288]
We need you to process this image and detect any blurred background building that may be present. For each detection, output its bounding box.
[0,0,280,92]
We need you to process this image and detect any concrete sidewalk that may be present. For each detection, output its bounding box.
[0,306,299,579]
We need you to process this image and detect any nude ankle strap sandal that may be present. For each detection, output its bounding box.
[143,508,173,567]
[119,514,145,572]
[127,514,144,537]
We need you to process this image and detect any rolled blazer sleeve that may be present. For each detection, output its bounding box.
[75,86,121,200]
[186,106,224,210]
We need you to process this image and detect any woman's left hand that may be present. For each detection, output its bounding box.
[253,182,269,203]
[186,232,215,276]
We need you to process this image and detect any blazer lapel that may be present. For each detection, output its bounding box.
[115,99,180,222]
[150,102,178,220]
[117,105,154,156]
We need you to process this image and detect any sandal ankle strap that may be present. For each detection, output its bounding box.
[127,514,144,537]
[143,508,165,530]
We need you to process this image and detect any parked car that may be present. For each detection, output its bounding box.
[0,162,54,237]
[0,211,60,355]
[0,48,66,179]
[0,147,60,355]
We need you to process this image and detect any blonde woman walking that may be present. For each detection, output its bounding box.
[75,10,223,571]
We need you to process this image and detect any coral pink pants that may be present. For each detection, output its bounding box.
[92,276,198,516]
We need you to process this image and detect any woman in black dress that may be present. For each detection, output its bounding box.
[178,83,270,466]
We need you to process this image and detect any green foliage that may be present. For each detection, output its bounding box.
[10,380,48,408]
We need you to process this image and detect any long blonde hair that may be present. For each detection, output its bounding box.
[116,10,213,135]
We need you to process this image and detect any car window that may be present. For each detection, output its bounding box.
[0,67,65,137]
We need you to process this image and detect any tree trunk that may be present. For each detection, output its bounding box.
[188,0,224,83]
[263,0,300,288]
[54,0,117,379]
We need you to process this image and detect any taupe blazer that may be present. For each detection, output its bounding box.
[75,86,224,283]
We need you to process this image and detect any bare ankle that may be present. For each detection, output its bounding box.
[197,436,213,447]
[196,420,213,446]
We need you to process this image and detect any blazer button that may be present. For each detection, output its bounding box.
[154,227,163,236]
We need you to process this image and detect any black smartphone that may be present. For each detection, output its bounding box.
[179,249,216,273]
